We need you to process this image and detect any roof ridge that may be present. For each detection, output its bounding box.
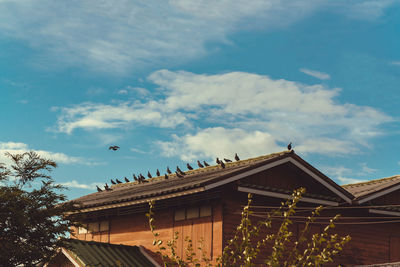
[342,174,400,188]
[110,150,293,189]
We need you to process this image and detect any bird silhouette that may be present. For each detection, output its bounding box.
[167,167,172,174]
[187,163,193,170]
[224,158,232,163]
[139,173,146,181]
[287,142,292,150]
[197,160,204,168]
[176,166,185,175]
[175,171,184,178]
[234,153,240,161]
[156,169,160,176]
[147,171,152,178]
[111,179,116,185]
[203,161,210,167]
[216,157,221,164]
[116,179,122,184]
[109,145,120,151]
[105,183,112,191]
[164,174,169,179]
[96,185,103,192]
[133,174,138,181]
[220,161,225,168]
[124,177,130,183]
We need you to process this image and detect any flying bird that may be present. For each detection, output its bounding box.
[156,169,160,176]
[197,160,204,168]
[109,145,120,151]
[166,166,172,174]
[220,161,225,169]
[96,185,103,192]
[147,171,152,178]
[111,179,116,185]
[287,142,292,151]
[187,163,193,170]
[224,158,232,163]
[234,153,240,161]
[104,183,112,191]
[116,179,122,184]
[203,161,210,167]
[133,174,138,181]
[175,171,184,178]
[124,177,130,183]
[164,174,169,180]
[216,158,221,164]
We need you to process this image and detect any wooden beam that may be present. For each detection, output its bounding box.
[238,186,339,206]
[369,209,400,217]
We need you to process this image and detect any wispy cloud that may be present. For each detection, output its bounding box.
[0,1,394,74]
[299,68,331,80]
[0,141,93,165]
[53,70,392,159]
[59,180,101,190]
[322,166,367,185]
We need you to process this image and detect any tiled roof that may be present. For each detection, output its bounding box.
[342,175,400,199]
[63,239,158,267]
[73,151,294,209]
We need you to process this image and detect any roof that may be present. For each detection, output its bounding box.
[72,150,353,212]
[60,239,159,267]
[342,175,400,203]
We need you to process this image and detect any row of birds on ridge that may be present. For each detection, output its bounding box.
[96,153,242,192]
[98,142,293,192]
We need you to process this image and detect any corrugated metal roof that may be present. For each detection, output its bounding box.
[342,175,400,200]
[64,239,157,267]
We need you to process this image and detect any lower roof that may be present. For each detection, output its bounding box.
[61,239,158,267]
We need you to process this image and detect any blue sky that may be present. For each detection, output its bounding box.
[1,0,399,199]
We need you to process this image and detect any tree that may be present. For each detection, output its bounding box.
[147,188,351,267]
[0,151,79,267]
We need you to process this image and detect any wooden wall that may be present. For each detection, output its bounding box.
[73,201,223,264]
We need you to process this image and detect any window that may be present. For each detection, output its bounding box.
[78,221,109,234]
[78,225,88,234]
[174,205,212,221]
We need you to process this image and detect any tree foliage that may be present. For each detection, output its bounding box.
[0,151,79,267]
[147,188,351,267]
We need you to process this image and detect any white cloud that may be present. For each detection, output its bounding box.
[299,68,331,80]
[390,61,400,66]
[157,127,282,162]
[322,166,367,185]
[360,162,377,175]
[0,141,88,165]
[0,1,394,74]
[59,180,100,190]
[54,70,392,158]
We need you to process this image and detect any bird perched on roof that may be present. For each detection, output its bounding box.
[96,185,103,192]
[164,174,169,179]
[187,163,193,170]
[197,160,204,168]
[166,166,172,174]
[147,171,152,178]
[133,174,138,181]
[203,161,210,167]
[124,177,130,183]
[156,169,160,176]
[139,173,146,181]
[224,158,232,163]
[116,179,122,184]
[287,142,292,151]
[175,171,184,178]
[176,166,185,175]
[109,145,120,151]
[234,153,240,161]
[216,157,221,164]
[220,161,225,168]
[111,179,116,185]
[104,183,112,191]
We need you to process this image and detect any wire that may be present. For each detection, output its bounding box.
[245,204,400,210]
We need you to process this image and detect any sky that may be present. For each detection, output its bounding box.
[1,0,400,200]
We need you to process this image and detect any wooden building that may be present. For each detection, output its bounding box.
[70,150,400,266]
